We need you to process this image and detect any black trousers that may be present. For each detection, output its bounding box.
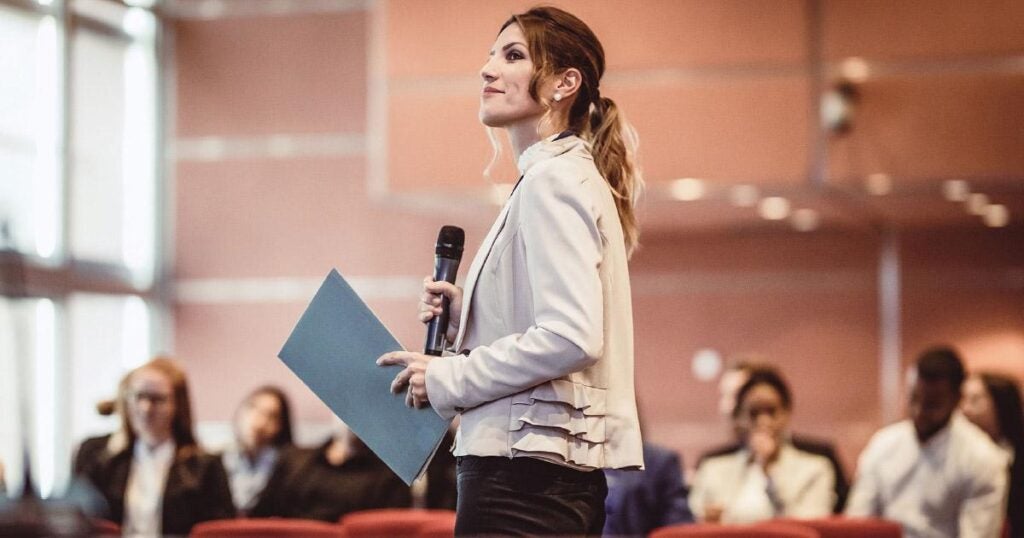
[454,456,607,537]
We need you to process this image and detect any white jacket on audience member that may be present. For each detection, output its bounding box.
[846,413,1008,538]
[689,442,835,523]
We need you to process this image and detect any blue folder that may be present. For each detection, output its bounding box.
[278,269,450,485]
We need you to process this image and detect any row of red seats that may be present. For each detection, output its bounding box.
[90,509,458,538]
[651,518,902,538]
[92,510,902,537]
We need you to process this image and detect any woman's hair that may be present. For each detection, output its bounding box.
[235,385,295,447]
[118,356,198,452]
[980,373,1024,451]
[500,6,643,255]
[979,372,1024,530]
[732,368,793,418]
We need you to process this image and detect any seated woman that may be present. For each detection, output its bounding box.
[961,372,1024,538]
[220,386,294,515]
[75,357,234,536]
[689,368,835,523]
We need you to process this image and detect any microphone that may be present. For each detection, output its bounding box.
[424,225,465,356]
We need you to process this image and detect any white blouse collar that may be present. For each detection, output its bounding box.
[516,132,587,175]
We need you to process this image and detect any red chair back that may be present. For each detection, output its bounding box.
[777,517,903,538]
[189,518,347,537]
[340,509,456,538]
[414,512,457,538]
[651,522,820,538]
[90,518,120,537]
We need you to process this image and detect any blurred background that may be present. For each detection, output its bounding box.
[1,0,1022,500]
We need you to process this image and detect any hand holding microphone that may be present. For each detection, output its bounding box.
[378,226,465,409]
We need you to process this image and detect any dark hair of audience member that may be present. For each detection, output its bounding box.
[732,368,793,418]
[240,385,294,447]
[118,356,198,452]
[979,373,1024,453]
[916,346,966,390]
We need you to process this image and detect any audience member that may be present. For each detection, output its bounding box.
[604,442,693,535]
[250,421,410,521]
[961,372,1024,538]
[690,368,835,523]
[703,360,850,512]
[221,385,294,515]
[75,357,234,536]
[846,346,1008,538]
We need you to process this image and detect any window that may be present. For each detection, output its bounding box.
[0,0,163,499]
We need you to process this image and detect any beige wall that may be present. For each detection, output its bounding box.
[170,0,1024,472]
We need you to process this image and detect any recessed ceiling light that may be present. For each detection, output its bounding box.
[967,193,990,215]
[669,178,705,202]
[942,179,970,202]
[983,204,1010,228]
[758,197,790,220]
[840,57,871,83]
[791,208,820,232]
[729,184,760,208]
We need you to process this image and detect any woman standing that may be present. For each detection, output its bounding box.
[961,372,1024,538]
[379,6,644,535]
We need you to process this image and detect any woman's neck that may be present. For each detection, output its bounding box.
[507,117,564,160]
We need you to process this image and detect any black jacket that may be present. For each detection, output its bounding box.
[249,438,410,521]
[75,436,234,535]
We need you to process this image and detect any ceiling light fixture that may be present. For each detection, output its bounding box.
[758,197,790,220]
[669,178,705,202]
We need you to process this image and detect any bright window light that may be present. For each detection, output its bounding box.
[122,42,157,284]
[33,16,61,259]
[34,298,56,498]
[122,296,151,369]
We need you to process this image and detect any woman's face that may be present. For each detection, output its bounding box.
[126,368,176,443]
[961,375,1000,440]
[735,383,790,444]
[237,392,283,450]
[479,23,547,129]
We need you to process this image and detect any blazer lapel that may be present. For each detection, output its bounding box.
[453,198,514,350]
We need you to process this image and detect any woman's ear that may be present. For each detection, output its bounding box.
[553,68,583,101]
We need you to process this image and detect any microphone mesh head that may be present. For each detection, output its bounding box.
[436,225,465,259]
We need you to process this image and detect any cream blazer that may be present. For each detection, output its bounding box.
[689,443,836,523]
[424,134,644,470]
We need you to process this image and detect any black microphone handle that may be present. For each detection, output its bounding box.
[425,255,461,356]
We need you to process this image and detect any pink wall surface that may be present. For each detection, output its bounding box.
[170,0,1024,478]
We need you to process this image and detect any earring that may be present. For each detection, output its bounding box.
[553,92,562,102]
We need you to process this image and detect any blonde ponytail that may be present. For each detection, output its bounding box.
[588,96,643,256]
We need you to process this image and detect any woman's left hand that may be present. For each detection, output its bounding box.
[377,351,434,409]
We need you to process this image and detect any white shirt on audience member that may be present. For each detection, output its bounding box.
[123,440,175,538]
[689,442,835,523]
[846,413,1008,538]
[222,446,278,511]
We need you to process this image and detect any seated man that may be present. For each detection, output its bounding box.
[603,442,693,535]
[846,346,1008,538]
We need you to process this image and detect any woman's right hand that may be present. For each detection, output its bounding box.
[418,276,463,345]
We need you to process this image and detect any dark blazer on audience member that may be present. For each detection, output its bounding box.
[249,438,411,521]
[699,434,849,513]
[74,435,235,535]
[604,443,694,536]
